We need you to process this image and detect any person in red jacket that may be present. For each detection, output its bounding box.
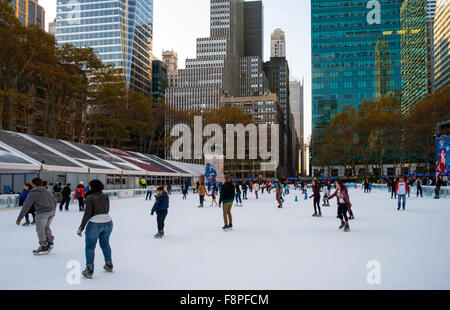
[395,177,409,211]
[328,181,352,232]
[74,182,86,212]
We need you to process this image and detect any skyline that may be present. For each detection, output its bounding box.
[38,0,312,143]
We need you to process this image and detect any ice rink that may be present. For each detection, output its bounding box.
[1,188,449,290]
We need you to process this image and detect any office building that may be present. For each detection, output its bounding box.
[290,79,305,174]
[240,56,269,97]
[162,50,178,87]
[244,1,264,59]
[48,18,56,36]
[434,0,450,90]
[166,0,244,112]
[401,0,430,114]
[270,28,286,58]
[55,0,154,95]
[152,59,168,99]
[6,0,45,30]
[311,0,403,159]
[220,93,286,178]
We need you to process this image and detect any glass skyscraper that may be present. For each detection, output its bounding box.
[6,0,45,30]
[55,0,153,95]
[311,0,404,138]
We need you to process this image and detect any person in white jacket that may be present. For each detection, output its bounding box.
[253,182,260,199]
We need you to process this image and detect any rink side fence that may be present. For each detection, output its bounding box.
[0,186,184,210]
[0,185,449,210]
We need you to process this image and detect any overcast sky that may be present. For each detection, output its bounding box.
[39,0,311,140]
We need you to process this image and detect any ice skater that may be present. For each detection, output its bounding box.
[234,182,242,207]
[209,190,218,207]
[77,180,114,279]
[74,182,86,211]
[273,178,283,208]
[145,182,153,201]
[396,177,408,211]
[253,182,260,199]
[16,178,57,255]
[310,180,322,217]
[18,184,34,226]
[219,175,235,230]
[60,183,71,211]
[151,186,169,239]
[195,183,207,208]
[322,182,330,207]
[328,181,352,232]
[182,184,188,200]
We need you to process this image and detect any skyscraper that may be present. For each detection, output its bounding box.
[290,79,304,175]
[55,0,154,95]
[240,56,269,97]
[48,18,56,36]
[152,59,167,99]
[166,0,244,111]
[244,1,264,59]
[270,28,286,58]
[434,0,450,90]
[311,0,403,156]
[162,50,178,88]
[6,0,45,30]
[400,0,430,114]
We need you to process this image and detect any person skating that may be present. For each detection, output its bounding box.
[60,184,71,211]
[145,183,153,201]
[328,181,352,232]
[234,182,242,207]
[416,178,423,198]
[322,182,331,207]
[53,182,62,204]
[434,177,443,199]
[253,182,260,199]
[74,182,86,211]
[182,184,188,200]
[208,190,218,207]
[310,180,322,217]
[391,178,398,200]
[396,177,409,211]
[77,180,114,279]
[195,183,207,208]
[273,178,283,208]
[16,178,57,255]
[151,186,169,239]
[219,176,235,230]
[242,182,248,200]
[18,184,35,226]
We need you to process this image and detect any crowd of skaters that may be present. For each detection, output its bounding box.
[12,173,448,280]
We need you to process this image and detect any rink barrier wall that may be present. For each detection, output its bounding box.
[369,184,450,198]
[0,186,184,210]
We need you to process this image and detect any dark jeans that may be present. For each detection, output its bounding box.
[313,197,321,214]
[391,190,397,199]
[146,191,152,200]
[157,210,168,231]
[85,221,113,266]
[338,203,349,222]
[199,195,205,206]
[417,187,423,197]
[183,192,187,199]
[60,197,70,211]
[243,190,247,199]
[25,206,36,223]
[235,192,242,204]
[398,195,406,210]
[78,197,85,210]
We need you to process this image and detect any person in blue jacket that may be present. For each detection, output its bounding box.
[19,184,35,226]
[151,186,169,239]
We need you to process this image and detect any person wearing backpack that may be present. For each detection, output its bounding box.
[74,182,86,212]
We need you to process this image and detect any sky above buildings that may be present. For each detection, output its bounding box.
[39,0,312,141]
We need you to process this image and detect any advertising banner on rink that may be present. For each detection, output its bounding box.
[436,136,450,176]
[204,154,225,184]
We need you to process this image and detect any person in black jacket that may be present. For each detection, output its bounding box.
[151,186,170,239]
[219,175,235,230]
[77,180,113,279]
[60,184,72,211]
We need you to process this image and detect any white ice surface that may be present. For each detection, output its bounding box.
[0,189,449,290]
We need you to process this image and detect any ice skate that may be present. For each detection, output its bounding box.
[154,230,164,239]
[312,213,317,217]
[349,214,355,220]
[33,245,51,255]
[344,224,350,232]
[104,261,114,273]
[339,221,345,230]
[82,265,94,279]
[317,212,322,217]
[22,222,30,227]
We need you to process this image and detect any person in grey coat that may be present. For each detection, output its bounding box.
[16,178,57,255]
